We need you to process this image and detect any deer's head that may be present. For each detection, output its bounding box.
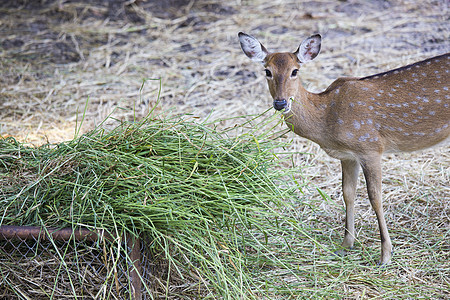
[238,32,321,114]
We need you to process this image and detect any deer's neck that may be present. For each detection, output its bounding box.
[284,88,326,144]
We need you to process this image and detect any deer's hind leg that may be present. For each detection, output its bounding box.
[360,154,393,265]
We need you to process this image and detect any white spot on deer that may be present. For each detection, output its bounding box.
[429,111,436,116]
[346,132,354,139]
[368,105,374,110]
[361,87,369,91]
[435,99,441,103]
[349,102,355,108]
[353,120,361,130]
[422,98,429,103]
[358,133,370,142]
[434,89,440,93]
[337,118,344,125]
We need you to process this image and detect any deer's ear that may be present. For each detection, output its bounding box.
[238,32,269,63]
[294,34,321,63]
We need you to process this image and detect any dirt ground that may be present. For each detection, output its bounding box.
[0,0,449,297]
[1,0,448,143]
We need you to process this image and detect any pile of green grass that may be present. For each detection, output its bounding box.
[0,112,303,297]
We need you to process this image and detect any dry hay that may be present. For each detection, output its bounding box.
[0,0,449,298]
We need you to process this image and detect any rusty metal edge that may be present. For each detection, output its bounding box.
[0,225,115,242]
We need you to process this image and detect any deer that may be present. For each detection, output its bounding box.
[238,32,449,265]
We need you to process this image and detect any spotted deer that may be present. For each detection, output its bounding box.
[238,32,449,265]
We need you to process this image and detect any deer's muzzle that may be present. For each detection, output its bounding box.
[273,99,287,111]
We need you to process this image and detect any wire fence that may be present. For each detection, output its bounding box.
[0,226,153,299]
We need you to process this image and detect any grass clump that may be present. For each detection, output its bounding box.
[0,111,300,298]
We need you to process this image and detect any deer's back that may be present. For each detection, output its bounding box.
[322,53,449,154]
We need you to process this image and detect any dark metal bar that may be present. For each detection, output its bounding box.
[0,225,144,299]
[0,225,115,242]
[128,234,143,300]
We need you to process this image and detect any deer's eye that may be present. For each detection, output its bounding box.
[265,69,272,78]
[291,69,299,77]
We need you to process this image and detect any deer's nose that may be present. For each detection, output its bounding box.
[273,99,287,111]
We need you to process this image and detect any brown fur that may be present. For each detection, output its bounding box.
[239,32,449,264]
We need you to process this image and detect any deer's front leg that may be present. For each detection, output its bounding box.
[360,155,393,265]
[336,159,360,256]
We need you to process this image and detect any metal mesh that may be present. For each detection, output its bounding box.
[0,229,155,299]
